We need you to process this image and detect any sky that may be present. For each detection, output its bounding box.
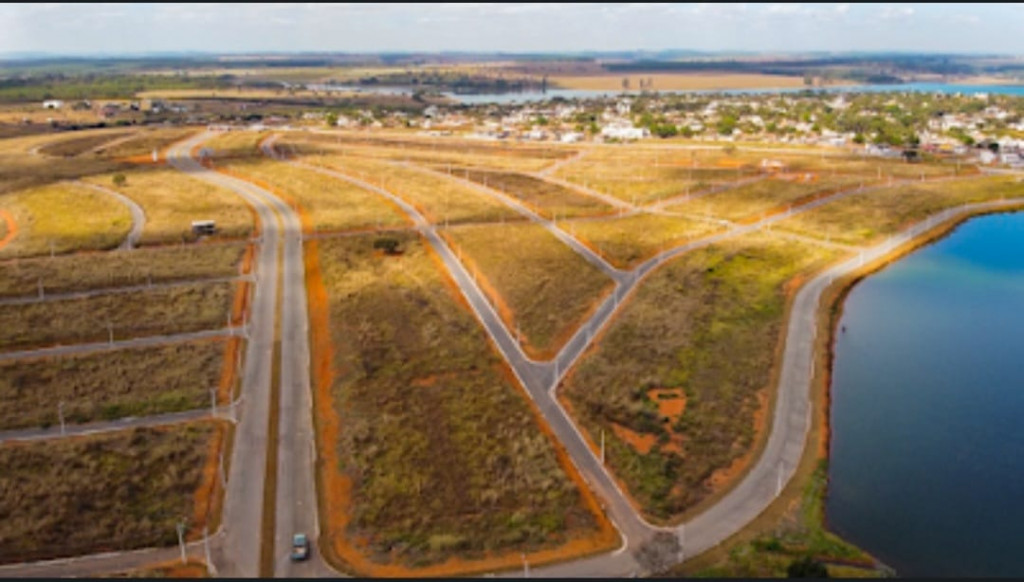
[1,3,1023,56]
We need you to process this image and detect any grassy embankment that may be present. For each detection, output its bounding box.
[561,234,846,522]
[309,232,615,573]
[0,421,228,564]
[0,243,247,297]
[441,222,614,358]
[82,168,254,245]
[304,152,521,224]
[0,340,227,430]
[0,182,132,258]
[0,281,234,350]
[445,168,615,219]
[563,213,724,269]
[777,175,1024,246]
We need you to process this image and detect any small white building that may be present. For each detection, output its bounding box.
[601,123,649,141]
[560,132,584,144]
[42,100,64,110]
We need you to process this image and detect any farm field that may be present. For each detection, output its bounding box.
[82,168,254,245]
[0,243,247,297]
[0,339,226,430]
[0,280,235,350]
[312,232,604,568]
[0,181,132,258]
[304,152,521,224]
[451,168,614,218]
[665,175,865,223]
[776,175,1024,246]
[563,213,723,269]
[561,233,845,521]
[0,422,225,564]
[215,157,408,233]
[442,222,614,357]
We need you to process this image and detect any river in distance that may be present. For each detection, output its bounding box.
[826,211,1024,577]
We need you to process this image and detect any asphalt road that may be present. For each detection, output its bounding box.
[74,180,146,250]
[168,134,281,578]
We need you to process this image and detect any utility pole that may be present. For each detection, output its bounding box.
[776,464,784,497]
[203,526,212,576]
[58,401,66,436]
[522,553,529,578]
[210,387,217,418]
[176,521,187,564]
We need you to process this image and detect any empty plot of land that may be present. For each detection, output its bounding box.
[555,159,751,204]
[308,153,520,224]
[281,137,559,173]
[562,234,844,521]
[82,169,254,245]
[452,168,614,219]
[776,176,1024,246]
[0,243,247,298]
[0,147,127,195]
[443,221,614,357]
[564,213,724,269]
[666,175,864,222]
[0,422,223,564]
[36,129,137,158]
[296,131,573,161]
[201,131,267,162]
[315,233,601,567]
[0,339,226,430]
[0,182,132,258]
[0,280,234,351]
[97,128,197,159]
[217,157,408,232]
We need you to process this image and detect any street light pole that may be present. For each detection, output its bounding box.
[176,521,187,564]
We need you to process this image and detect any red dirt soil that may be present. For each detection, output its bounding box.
[0,209,17,251]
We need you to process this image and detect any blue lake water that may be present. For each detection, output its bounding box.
[309,82,1024,105]
[826,212,1024,577]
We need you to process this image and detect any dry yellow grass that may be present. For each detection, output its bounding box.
[82,168,254,245]
[666,175,865,222]
[442,222,614,357]
[776,175,1024,246]
[37,129,138,157]
[0,182,132,258]
[563,213,723,269]
[282,136,560,173]
[306,152,520,224]
[99,127,198,159]
[200,130,268,161]
[215,157,408,232]
[555,155,752,204]
[0,280,235,350]
[452,168,615,219]
[549,73,812,91]
[0,132,129,195]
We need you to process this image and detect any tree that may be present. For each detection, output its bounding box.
[632,532,681,575]
[112,173,127,188]
[325,112,338,127]
[373,237,401,255]
[787,556,829,578]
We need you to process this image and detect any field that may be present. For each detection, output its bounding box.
[0,143,127,195]
[666,175,865,223]
[554,157,753,204]
[548,73,811,91]
[776,175,1024,246]
[313,232,604,568]
[98,127,198,159]
[200,130,267,161]
[83,168,254,245]
[0,340,226,430]
[563,213,723,269]
[0,422,224,563]
[452,168,614,219]
[0,243,247,297]
[0,280,235,350]
[293,131,573,162]
[280,136,561,173]
[442,222,614,357]
[0,182,132,258]
[561,234,844,521]
[215,157,409,233]
[107,559,209,578]
[36,129,137,157]
[305,153,521,224]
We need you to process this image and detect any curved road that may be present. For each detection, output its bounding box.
[74,181,146,250]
